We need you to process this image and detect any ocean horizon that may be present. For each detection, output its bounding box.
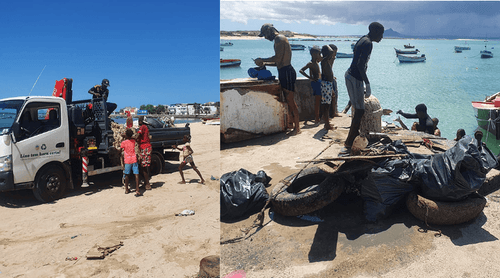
[221,38,500,140]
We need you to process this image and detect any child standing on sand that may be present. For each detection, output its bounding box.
[299,45,322,124]
[121,129,141,196]
[172,135,205,184]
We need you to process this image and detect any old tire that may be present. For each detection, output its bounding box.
[406,191,486,225]
[271,167,345,217]
[33,165,67,202]
[150,152,164,176]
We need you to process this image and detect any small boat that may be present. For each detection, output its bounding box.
[481,42,493,58]
[220,46,224,51]
[404,44,415,49]
[455,46,471,51]
[290,44,306,50]
[351,43,355,50]
[397,54,426,63]
[472,92,500,155]
[220,59,241,68]
[454,41,471,51]
[336,52,354,58]
[455,50,462,53]
[220,41,233,46]
[395,48,419,55]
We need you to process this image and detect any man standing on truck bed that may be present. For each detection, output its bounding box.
[88,79,117,116]
[137,116,152,190]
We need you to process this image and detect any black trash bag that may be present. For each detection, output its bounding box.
[361,158,416,222]
[220,169,270,221]
[360,137,497,221]
[255,170,272,187]
[411,135,498,201]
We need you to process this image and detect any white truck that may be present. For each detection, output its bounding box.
[0,95,190,202]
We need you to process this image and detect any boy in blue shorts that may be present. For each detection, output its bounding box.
[299,45,322,124]
[121,129,141,196]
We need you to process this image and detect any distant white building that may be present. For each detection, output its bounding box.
[168,104,188,115]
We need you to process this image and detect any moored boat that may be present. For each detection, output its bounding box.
[404,44,415,49]
[395,48,419,55]
[481,49,493,58]
[290,44,306,50]
[472,93,500,155]
[221,41,233,46]
[351,43,355,50]
[220,59,241,67]
[220,46,224,51]
[397,54,426,63]
[454,41,471,51]
[336,52,353,58]
[480,43,493,58]
[455,46,471,51]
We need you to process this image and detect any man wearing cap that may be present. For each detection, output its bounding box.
[89,79,110,101]
[88,78,117,115]
[344,22,384,149]
[254,23,301,135]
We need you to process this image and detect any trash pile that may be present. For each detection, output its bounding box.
[220,169,271,221]
[268,134,498,225]
[361,135,497,222]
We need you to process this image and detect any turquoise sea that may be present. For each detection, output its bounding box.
[220,38,500,140]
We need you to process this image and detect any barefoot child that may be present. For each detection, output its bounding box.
[320,45,337,130]
[121,129,141,196]
[299,45,322,123]
[173,135,205,184]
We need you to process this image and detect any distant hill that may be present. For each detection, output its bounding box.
[383,28,405,38]
[221,29,499,40]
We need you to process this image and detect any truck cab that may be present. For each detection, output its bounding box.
[0,96,71,201]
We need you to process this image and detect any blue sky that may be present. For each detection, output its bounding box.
[221,1,500,38]
[0,0,220,110]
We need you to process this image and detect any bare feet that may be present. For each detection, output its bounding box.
[125,189,130,194]
[290,129,302,135]
[199,180,205,184]
[178,181,186,184]
[324,125,335,130]
[135,192,142,197]
[145,184,151,190]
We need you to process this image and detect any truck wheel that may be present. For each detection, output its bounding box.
[271,167,345,217]
[33,165,67,202]
[150,152,164,176]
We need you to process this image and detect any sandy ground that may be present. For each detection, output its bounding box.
[0,122,220,278]
[220,115,500,278]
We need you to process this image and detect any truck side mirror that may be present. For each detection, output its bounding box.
[12,122,21,138]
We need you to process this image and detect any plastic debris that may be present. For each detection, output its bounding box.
[175,209,195,216]
[71,234,81,239]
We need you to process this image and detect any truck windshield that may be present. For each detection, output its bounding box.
[0,100,25,134]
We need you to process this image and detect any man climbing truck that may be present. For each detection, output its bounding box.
[0,80,189,202]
